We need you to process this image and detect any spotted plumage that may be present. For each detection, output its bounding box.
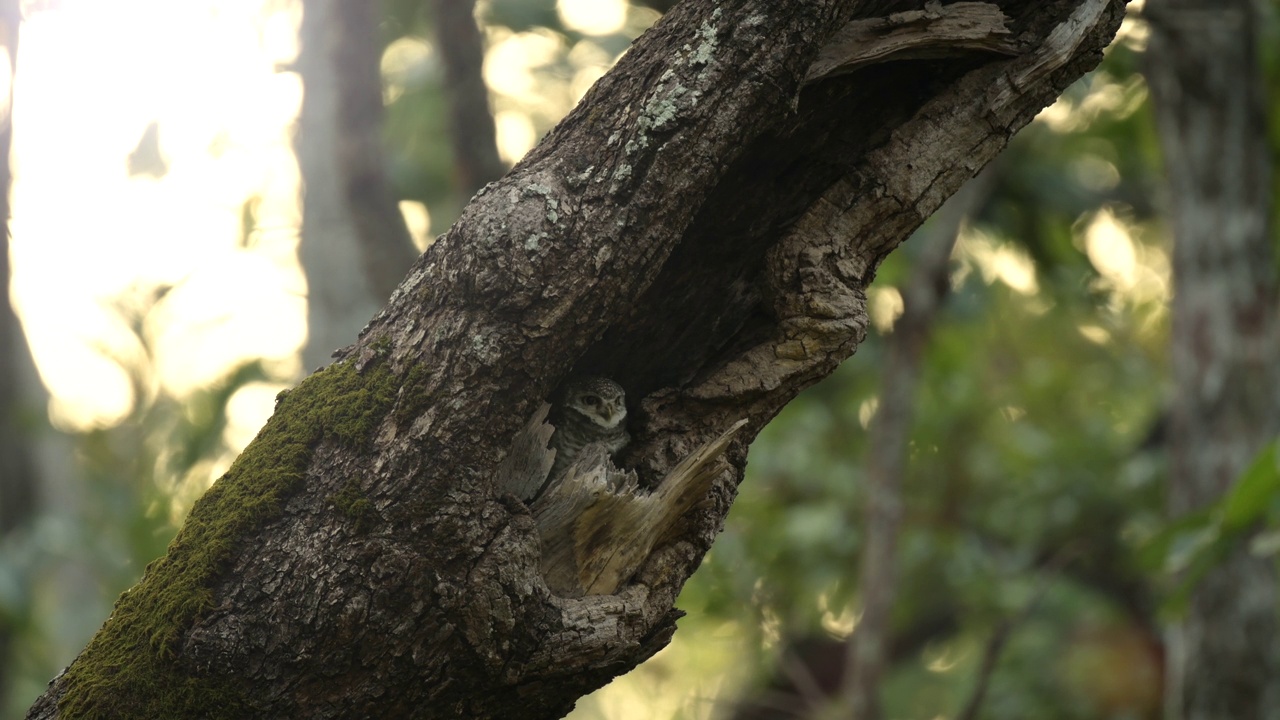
[543,376,629,494]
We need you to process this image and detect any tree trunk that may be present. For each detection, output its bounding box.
[0,0,31,706]
[1146,1,1280,718]
[431,0,505,199]
[25,2,1125,718]
[296,0,419,371]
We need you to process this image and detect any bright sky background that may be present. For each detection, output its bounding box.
[11,0,305,435]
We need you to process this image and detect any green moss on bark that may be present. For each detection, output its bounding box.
[57,359,397,719]
[329,478,377,534]
[392,363,433,427]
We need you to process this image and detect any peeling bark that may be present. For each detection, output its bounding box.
[26,1,1125,718]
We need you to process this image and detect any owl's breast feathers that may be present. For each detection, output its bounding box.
[547,407,627,483]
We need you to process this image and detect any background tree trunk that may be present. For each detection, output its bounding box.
[2,10,99,709]
[296,0,418,371]
[1146,1,1280,718]
[431,0,505,199]
[25,2,1126,718]
[0,0,32,703]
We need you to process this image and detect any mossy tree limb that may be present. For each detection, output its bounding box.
[26,1,1125,718]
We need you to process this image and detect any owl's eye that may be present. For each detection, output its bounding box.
[582,395,601,406]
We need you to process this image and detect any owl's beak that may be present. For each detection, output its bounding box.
[605,403,624,424]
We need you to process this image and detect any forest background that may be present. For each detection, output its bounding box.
[1,1,1276,718]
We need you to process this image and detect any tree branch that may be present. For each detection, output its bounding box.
[843,169,994,720]
[805,1,1018,84]
[954,546,1077,720]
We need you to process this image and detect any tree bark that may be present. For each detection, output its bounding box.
[26,1,1125,718]
[1146,1,1280,718]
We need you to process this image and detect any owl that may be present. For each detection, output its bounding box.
[543,376,630,494]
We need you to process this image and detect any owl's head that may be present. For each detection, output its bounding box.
[562,376,627,429]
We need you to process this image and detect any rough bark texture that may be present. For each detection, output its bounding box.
[432,0,505,198]
[296,0,419,370]
[1146,1,1280,718]
[26,2,1125,718]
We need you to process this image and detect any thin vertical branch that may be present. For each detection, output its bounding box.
[843,171,994,719]
[954,546,1077,720]
[330,0,419,300]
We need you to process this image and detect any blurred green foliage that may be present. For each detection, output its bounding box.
[684,239,1170,718]
[1141,441,1280,616]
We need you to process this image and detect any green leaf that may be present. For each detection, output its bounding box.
[1136,507,1213,572]
[1162,524,1220,575]
[1221,440,1280,531]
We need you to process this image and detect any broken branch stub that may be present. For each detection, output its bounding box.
[804,1,1018,85]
